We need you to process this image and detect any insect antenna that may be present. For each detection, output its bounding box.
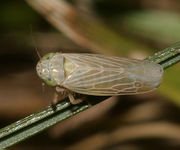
[29,24,42,60]
[35,47,41,59]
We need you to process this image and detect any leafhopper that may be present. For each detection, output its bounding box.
[36,53,163,104]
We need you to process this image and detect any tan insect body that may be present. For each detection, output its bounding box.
[36,53,163,97]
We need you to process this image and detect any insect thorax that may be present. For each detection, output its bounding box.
[49,53,65,85]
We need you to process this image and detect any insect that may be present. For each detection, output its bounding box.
[36,53,163,104]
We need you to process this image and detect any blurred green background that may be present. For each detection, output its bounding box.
[0,0,180,149]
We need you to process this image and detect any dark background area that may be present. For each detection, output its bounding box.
[0,0,180,149]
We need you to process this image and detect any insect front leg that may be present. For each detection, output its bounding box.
[52,86,68,104]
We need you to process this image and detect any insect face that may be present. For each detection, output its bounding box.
[36,53,66,86]
[36,53,57,86]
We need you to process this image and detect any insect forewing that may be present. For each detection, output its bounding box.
[61,54,163,96]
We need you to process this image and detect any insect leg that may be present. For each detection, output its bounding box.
[52,86,68,104]
[68,93,85,105]
[55,87,86,105]
[52,92,59,105]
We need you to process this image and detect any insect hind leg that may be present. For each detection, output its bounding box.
[68,93,85,105]
[68,93,83,104]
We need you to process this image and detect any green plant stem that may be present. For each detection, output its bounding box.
[0,100,89,148]
[0,42,180,149]
[0,101,71,139]
[146,41,180,68]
